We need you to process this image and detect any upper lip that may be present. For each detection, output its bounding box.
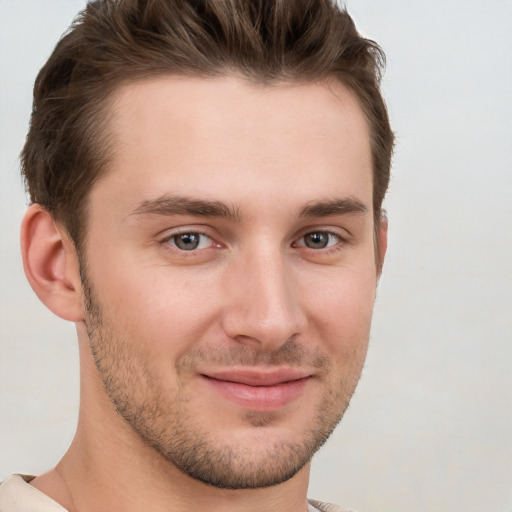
[201,368,312,387]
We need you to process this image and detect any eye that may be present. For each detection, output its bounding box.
[295,231,341,250]
[168,232,213,251]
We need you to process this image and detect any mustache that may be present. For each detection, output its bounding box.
[176,339,330,371]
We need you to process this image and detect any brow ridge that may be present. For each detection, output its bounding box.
[130,195,367,222]
[299,197,368,218]
[131,195,242,221]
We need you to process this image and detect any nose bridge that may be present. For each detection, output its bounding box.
[223,244,305,349]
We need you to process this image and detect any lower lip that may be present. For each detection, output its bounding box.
[203,376,310,411]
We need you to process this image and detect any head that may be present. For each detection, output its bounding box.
[21,0,393,251]
[20,0,393,492]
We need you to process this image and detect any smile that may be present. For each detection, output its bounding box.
[201,369,312,411]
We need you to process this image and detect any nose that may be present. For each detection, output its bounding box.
[220,249,307,352]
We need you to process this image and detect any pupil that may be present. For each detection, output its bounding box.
[306,232,328,248]
[176,233,199,250]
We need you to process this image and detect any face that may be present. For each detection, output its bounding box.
[79,76,382,489]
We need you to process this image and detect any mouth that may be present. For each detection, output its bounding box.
[200,368,312,411]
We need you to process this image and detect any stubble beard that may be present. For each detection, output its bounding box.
[81,270,364,489]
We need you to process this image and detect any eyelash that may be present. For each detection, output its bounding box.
[159,228,347,255]
[292,231,348,257]
[160,231,218,253]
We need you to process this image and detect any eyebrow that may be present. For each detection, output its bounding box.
[299,197,368,218]
[130,195,368,222]
[130,195,241,221]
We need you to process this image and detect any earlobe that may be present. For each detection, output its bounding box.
[21,204,84,322]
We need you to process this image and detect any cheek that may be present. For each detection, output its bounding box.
[90,261,224,363]
[303,265,377,357]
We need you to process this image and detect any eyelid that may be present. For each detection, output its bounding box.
[293,230,341,247]
[291,227,353,258]
[158,226,222,251]
[296,230,339,243]
[157,224,215,240]
[294,225,351,242]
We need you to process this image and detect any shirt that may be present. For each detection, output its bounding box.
[0,474,355,512]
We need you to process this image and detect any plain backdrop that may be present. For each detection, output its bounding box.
[1,1,511,511]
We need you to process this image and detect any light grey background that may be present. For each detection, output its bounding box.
[1,1,511,511]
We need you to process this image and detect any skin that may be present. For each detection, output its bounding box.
[22,76,387,512]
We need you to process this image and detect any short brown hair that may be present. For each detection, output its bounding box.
[21,0,394,247]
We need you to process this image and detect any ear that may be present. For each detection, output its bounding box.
[376,211,388,277]
[20,204,84,322]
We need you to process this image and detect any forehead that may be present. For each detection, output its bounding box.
[94,75,372,215]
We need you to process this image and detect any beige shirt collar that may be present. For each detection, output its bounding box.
[0,474,350,512]
[0,474,68,511]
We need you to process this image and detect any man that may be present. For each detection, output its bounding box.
[0,0,393,510]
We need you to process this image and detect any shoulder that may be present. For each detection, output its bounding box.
[0,474,68,512]
[308,498,359,512]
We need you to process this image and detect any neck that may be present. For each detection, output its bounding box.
[33,430,311,512]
